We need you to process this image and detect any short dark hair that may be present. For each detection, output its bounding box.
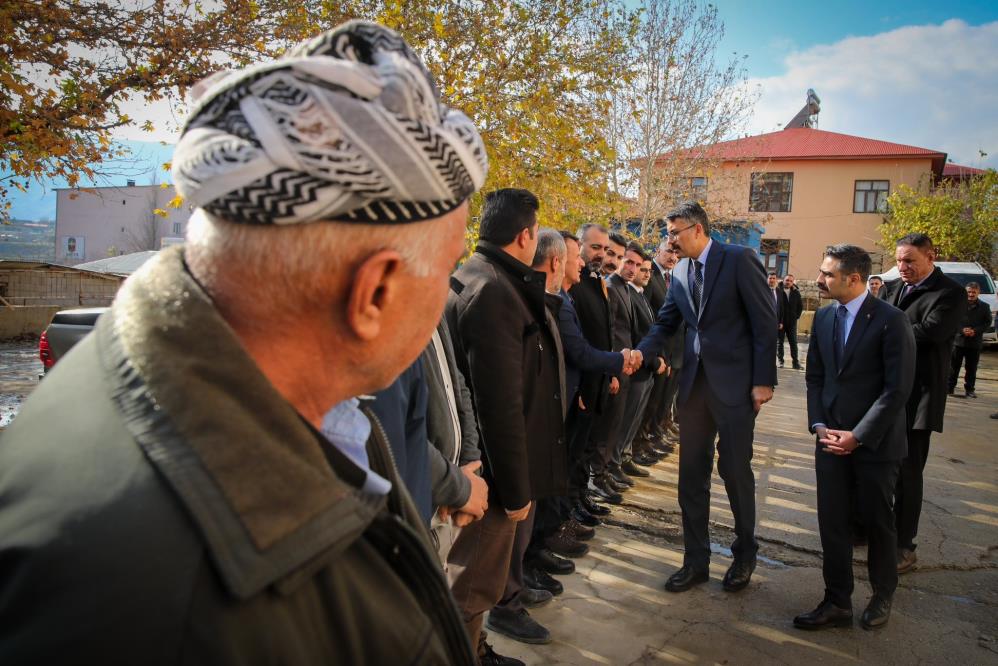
[558,229,579,244]
[608,232,628,249]
[825,244,872,280]
[625,242,648,262]
[966,281,981,290]
[869,275,883,282]
[666,201,711,235]
[767,271,778,277]
[896,232,934,252]
[479,188,539,245]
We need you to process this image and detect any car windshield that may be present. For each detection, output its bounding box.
[945,272,995,294]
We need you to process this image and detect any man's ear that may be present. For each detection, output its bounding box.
[516,226,532,250]
[345,249,404,341]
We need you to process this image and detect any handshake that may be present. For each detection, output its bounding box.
[620,348,643,375]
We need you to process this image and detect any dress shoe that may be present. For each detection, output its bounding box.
[991,412,998,419]
[860,595,892,630]
[525,565,564,596]
[651,442,672,455]
[793,599,853,630]
[566,517,595,541]
[518,586,553,609]
[897,548,917,574]
[572,506,600,528]
[609,467,635,487]
[603,474,630,493]
[480,641,525,666]
[485,608,551,645]
[622,459,650,477]
[722,558,756,592]
[667,423,680,438]
[581,494,611,516]
[530,547,575,575]
[633,453,658,467]
[590,478,623,504]
[779,359,784,367]
[664,565,709,593]
[966,389,977,398]
[544,524,589,558]
[792,361,802,370]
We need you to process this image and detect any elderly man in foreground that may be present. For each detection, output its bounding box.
[0,21,486,665]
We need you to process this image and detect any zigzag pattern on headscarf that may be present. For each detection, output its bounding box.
[172,20,488,225]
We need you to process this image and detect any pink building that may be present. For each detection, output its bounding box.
[54,182,192,265]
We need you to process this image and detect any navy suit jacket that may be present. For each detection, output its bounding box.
[557,290,624,403]
[806,294,915,460]
[637,241,777,406]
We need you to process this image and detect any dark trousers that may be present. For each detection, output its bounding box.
[662,365,682,426]
[447,501,518,648]
[642,371,668,434]
[949,346,981,392]
[778,322,799,364]
[619,376,653,464]
[527,496,562,560]
[593,376,629,474]
[564,403,594,508]
[495,502,537,613]
[895,428,932,550]
[816,450,901,608]
[677,364,759,568]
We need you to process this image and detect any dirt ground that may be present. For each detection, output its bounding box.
[492,344,998,665]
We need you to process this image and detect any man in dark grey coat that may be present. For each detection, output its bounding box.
[446,189,566,653]
[948,281,992,399]
[0,22,487,666]
[795,245,915,632]
[879,233,966,574]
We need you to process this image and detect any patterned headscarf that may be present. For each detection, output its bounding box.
[172,21,488,225]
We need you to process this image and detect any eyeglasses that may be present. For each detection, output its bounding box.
[666,224,697,240]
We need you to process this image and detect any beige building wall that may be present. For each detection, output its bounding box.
[54,184,192,265]
[701,157,935,277]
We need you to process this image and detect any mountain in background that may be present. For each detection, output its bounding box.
[0,218,57,262]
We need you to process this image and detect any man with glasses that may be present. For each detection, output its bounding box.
[636,201,777,594]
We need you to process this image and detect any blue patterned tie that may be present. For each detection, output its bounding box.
[834,305,848,366]
[692,260,704,314]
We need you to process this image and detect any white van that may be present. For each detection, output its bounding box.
[873,261,996,343]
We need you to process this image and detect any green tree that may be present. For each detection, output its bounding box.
[880,170,998,272]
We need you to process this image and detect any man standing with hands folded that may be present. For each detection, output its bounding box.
[796,245,915,631]
[636,201,776,594]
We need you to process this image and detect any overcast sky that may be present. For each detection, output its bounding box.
[8,4,998,220]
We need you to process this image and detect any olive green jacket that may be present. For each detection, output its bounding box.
[0,247,474,665]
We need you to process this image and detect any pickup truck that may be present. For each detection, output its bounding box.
[39,307,108,373]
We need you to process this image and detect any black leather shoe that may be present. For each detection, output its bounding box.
[572,506,600,527]
[480,641,525,666]
[860,595,891,630]
[793,600,853,630]
[609,467,634,487]
[485,608,551,645]
[650,442,672,455]
[544,524,589,558]
[792,362,802,370]
[530,547,575,575]
[518,587,553,609]
[633,453,658,466]
[592,477,623,503]
[622,459,650,477]
[567,518,595,542]
[664,565,709,593]
[581,494,611,516]
[525,565,564,596]
[722,558,756,592]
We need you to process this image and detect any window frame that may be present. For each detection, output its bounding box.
[749,172,794,213]
[853,180,890,213]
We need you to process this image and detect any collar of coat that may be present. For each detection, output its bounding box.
[98,245,387,600]
[475,241,549,326]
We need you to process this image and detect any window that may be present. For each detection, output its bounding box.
[749,172,793,212]
[172,222,182,235]
[670,176,708,203]
[854,180,889,213]
[760,238,790,276]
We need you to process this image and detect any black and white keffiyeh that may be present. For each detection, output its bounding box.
[172,20,488,225]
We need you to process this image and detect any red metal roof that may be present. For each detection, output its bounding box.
[666,127,947,176]
[942,163,987,177]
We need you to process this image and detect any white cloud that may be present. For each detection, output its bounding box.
[744,19,998,169]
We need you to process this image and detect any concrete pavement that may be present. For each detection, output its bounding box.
[492,345,998,665]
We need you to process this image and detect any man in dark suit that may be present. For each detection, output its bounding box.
[948,282,992,399]
[641,241,683,452]
[768,272,787,368]
[637,201,777,594]
[794,244,915,632]
[446,189,565,653]
[879,233,966,574]
[780,274,804,369]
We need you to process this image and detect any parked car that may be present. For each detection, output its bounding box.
[873,261,996,343]
[39,307,108,373]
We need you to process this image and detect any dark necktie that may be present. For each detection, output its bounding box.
[691,260,704,314]
[833,305,848,366]
[898,283,913,304]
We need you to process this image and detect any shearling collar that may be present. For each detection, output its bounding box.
[99,245,384,599]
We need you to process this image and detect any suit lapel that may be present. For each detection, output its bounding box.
[699,241,725,319]
[674,257,696,315]
[820,306,837,373]
[838,295,877,375]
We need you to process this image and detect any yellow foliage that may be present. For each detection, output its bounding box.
[152,208,168,218]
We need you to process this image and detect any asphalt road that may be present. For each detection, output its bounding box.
[493,344,998,665]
